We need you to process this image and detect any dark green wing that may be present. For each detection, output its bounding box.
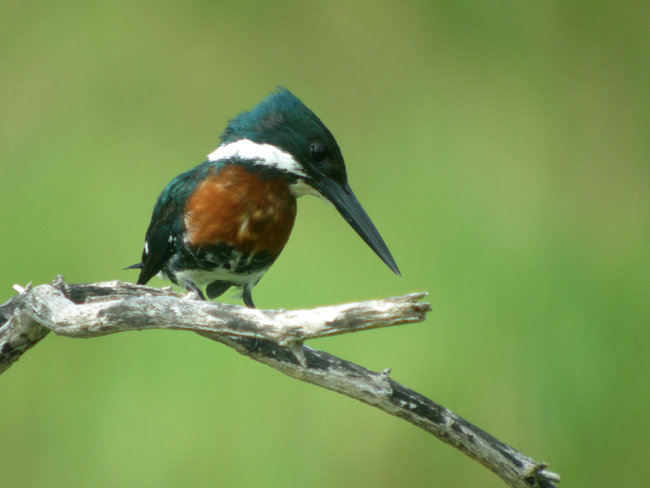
[134,162,212,284]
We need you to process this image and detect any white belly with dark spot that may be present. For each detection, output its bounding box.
[165,267,266,288]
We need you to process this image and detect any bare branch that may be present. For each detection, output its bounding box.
[0,277,559,488]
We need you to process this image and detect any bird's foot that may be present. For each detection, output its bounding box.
[242,286,255,308]
[183,290,203,301]
[183,280,205,300]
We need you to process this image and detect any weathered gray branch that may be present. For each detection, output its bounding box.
[0,277,559,488]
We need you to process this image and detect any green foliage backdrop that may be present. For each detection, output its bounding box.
[1,1,647,487]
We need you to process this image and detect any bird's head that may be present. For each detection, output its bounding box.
[207,87,400,276]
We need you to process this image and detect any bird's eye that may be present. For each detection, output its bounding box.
[309,142,327,162]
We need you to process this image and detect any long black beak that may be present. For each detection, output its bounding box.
[312,176,400,276]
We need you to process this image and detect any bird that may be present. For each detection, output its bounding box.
[127,87,400,308]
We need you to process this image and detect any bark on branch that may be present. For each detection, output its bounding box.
[0,276,559,488]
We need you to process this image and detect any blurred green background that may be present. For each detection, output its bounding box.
[1,1,648,487]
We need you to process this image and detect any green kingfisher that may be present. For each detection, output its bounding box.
[128,88,400,307]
